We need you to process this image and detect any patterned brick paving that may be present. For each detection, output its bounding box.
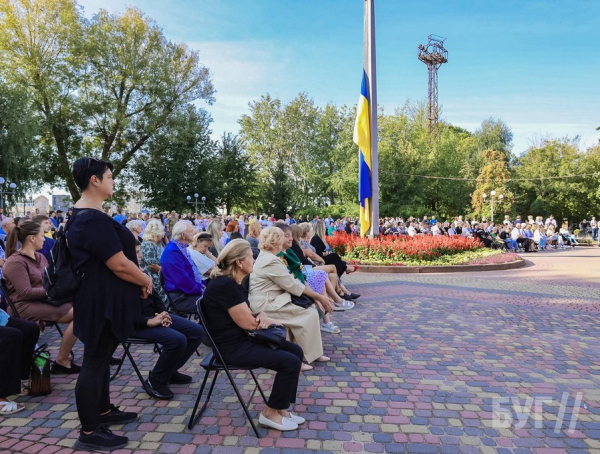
[1,247,599,453]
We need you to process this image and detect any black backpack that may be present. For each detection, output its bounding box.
[43,209,89,305]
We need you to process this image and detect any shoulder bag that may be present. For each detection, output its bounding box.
[246,324,287,350]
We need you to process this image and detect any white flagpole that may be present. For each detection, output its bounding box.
[364,0,379,237]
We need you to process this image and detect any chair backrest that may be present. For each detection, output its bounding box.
[159,270,179,314]
[0,279,20,317]
[196,297,228,367]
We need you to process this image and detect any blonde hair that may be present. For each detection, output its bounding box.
[248,220,262,238]
[313,220,327,240]
[210,239,251,279]
[142,219,165,242]
[299,222,312,238]
[290,224,303,244]
[207,219,224,252]
[258,226,284,251]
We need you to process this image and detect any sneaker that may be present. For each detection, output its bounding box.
[99,404,138,426]
[74,425,128,451]
[168,372,192,385]
[144,376,174,400]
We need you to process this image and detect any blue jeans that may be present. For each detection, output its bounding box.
[592,228,598,241]
[133,314,204,385]
[503,239,519,252]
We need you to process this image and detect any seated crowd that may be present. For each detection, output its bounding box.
[376,213,582,252]
[0,199,361,437]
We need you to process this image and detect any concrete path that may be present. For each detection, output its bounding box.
[1,247,599,453]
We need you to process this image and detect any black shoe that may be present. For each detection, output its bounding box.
[51,361,81,375]
[144,377,174,400]
[109,356,122,366]
[169,372,192,385]
[74,425,128,451]
[99,404,138,426]
[348,293,361,300]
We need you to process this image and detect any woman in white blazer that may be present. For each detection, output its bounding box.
[248,227,333,371]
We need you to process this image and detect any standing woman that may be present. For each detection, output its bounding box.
[68,158,153,452]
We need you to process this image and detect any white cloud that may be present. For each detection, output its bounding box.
[188,40,289,139]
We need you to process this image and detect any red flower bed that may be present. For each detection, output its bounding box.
[327,232,483,263]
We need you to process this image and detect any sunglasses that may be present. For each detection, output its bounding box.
[87,157,100,171]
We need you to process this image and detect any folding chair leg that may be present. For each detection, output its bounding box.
[109,350,127,381]
[123,344,151,395]
[249,370,268,404]
[188,370,219,429]
[222,367,262,438]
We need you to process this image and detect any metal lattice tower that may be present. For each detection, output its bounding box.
[418,35,448,133]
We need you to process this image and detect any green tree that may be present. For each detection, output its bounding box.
[215,133,257,215]
[135,106,216,213]
[471,149,513,219]
[0,81,40,203]
[511,137,591,221]
[0,0,214,200]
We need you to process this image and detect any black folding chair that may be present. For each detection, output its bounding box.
[110,337,161,396]
[188,297,268,437]
[0,278,74,360]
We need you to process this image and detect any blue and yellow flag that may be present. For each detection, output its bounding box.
[354,71,372,237]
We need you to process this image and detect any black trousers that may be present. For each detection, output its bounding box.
[323,252,347,277]
[221,340,303,410]
[75,322,119,432]
[0,318,40,397]
[133,314,204,385]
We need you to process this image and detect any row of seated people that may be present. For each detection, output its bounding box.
[476,222,580,252]
[2,218,361,432]
[0,218,204,410]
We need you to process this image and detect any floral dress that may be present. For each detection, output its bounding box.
[140,241,167,303]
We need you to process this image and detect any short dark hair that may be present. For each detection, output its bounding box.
[72,157,114,191]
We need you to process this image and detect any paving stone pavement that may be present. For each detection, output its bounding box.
[1,247,599,453]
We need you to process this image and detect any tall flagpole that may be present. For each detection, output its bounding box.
[365,0,379,237]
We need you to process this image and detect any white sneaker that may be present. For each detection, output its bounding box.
[286,412,306,425]
[259,413,298,431]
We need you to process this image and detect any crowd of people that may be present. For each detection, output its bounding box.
[1,161,597,449]
[0,160,364,449]
[377,214,584,252]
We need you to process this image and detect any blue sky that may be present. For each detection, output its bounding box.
[77,0,599,154]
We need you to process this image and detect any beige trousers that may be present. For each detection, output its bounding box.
[263,302,324,364]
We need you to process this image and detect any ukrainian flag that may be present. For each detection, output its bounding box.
[354,71,372,238]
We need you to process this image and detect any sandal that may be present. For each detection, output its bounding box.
[320,321,341,334]
[300,363,313,372]
[334,300,355,311]
[0,400,25,415]
[345,265,359,274]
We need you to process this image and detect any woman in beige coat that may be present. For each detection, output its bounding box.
[248,227,333,371]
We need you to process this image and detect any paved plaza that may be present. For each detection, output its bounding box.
[1,247,599,454]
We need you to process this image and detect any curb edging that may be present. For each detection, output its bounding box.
[356,257,526,274]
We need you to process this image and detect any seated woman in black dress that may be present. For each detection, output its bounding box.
[201,239,305,432]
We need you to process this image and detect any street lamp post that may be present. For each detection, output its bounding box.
[482,190,504,224]
[188,193,208,214]
[0,177,17,210]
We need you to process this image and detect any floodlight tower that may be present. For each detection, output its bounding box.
[418,34,448,133]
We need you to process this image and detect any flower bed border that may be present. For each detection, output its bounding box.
[356,256,526,274]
